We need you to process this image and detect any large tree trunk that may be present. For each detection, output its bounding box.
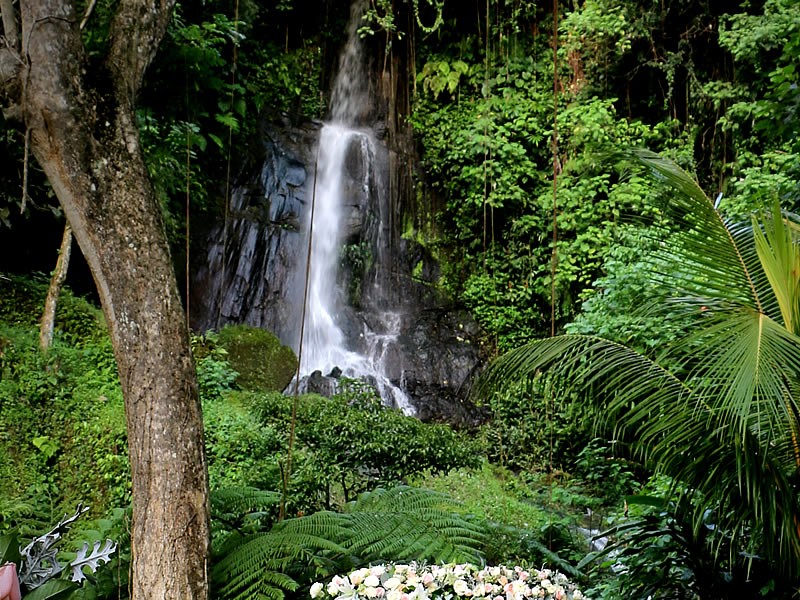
[1,0,210,597]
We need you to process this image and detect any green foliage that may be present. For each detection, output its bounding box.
[584,477,792,599]
[0,318,126,518]
[192,331,240,401]
[67,507,131,600]
[410,464,599,574]
[478,150,800,584]
[565,226,683,355]
[215,325,298,393]
[477,380,589,473]
[412,40,690,344]
[212,486,485,600]
[203,398,285,491]
[251,388,479,514]
[0,275,105,346]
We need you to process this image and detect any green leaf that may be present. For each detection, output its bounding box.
[23,580,79,600]
[0,533,21,565]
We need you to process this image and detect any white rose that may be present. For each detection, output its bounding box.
[351,569,369,586]
[384,578,402,590]
[453,580,470,596]
[311,583,325,599]
[365,576,381,588]
[387,590,402,600]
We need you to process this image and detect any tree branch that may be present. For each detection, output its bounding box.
[1,0,20,49]
[0,0,21,100]
[106,0,177,102]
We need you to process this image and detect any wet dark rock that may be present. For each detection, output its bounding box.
[192,116,490,427]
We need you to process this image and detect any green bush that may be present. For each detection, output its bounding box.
[0,274,106,345]
[250,385,479,514]
[478,378,591,473]
[203,396,285,491]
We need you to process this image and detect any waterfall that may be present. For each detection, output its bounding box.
[297,0,414,415]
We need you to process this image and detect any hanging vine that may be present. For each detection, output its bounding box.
[361,0,445,38]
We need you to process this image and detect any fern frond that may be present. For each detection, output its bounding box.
[211,486,281,517]
[213,527,336,600]
[341,486,485,564]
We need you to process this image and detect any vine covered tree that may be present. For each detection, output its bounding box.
[0,0,210,597]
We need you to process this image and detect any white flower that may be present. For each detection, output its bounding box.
[351,569,370,586]
[319,563,585,600]
[453,580,470,596]
[384,578,402,590]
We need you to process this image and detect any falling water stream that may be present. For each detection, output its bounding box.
[298,0,414,414]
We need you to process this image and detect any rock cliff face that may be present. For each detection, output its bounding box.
[190,115,488,427]
[191,121,319,345]
[191,0,488,426]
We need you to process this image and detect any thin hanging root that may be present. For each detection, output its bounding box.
[21,128,29,213]
[281,146,320,522]
[217,0,240,329]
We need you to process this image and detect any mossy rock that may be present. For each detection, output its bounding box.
[216,324,298,392]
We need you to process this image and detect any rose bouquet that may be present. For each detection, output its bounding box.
[310,563,586,600]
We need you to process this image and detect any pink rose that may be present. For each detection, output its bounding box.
[0,563,21,600]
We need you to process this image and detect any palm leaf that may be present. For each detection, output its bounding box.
[752,201,800,335]
[212,522,347,600]
[478,150,800,575]
[211,487,281,518]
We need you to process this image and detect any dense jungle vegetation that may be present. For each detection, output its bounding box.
[1,0,799,598]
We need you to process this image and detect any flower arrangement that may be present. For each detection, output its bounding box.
[310,563,586,600]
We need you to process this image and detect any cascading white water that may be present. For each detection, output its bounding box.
[298,0,414,415]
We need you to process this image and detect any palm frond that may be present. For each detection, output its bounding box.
[624,148,763,310]
[212,525,346,600]
[212,486,486,600]
[752,201,800,335]
[478,150,800,576]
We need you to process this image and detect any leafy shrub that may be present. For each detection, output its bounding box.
[203,397,285,491]
[410,464,587,571]
[249,388,479,514]
[0,274,105,346]
[212,486,487,600]
[583,477,794,599]
[192,331,240,401]
[478,378,591,473]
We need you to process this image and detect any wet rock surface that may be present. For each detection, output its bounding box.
[192,117,490,427]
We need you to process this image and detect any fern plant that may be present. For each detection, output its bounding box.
[211,486,487,600]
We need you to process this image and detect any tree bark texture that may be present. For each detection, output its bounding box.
[1,0,210,598]
[39,222,72,351]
